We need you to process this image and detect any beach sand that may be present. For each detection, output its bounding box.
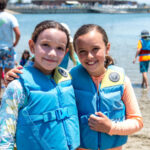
[0,85,149,149]
[124,88,150,150]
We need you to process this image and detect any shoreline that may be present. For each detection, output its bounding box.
[6,6,150,14]
[5,9,20,14]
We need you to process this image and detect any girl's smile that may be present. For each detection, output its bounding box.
[42,57,57,62]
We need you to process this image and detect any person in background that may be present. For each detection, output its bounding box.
[0,20,80,150]
[59,23,80,69]
[19,50,30,66]
[0,0,20,97]
[71,24,143,150]
[25,55,35,67]
[133,30,150,89]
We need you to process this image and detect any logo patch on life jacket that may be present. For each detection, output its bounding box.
[58,68,68,77]
[109,72,120,82]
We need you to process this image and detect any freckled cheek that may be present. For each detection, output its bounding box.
[97,52,105,61]
[77,55,85,63]
[35,47,46,55]
[76,52,87,60]
[97,56,105,63]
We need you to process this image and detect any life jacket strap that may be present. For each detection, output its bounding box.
[29,107,77,123]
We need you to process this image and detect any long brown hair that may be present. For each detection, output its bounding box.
[69,42,77,65]
[60,23,77,65]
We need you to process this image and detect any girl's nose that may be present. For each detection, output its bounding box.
[48,48,56,56]
[87,52,94,59]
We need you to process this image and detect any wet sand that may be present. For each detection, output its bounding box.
[124,85,150,150]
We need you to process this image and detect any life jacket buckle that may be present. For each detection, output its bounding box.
[55,108,69,121]
[43,111,54,122]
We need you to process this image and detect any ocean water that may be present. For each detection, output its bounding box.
[14,13,150,97]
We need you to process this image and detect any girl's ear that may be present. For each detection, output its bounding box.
[29,40,35,54]
[106,42,111,55]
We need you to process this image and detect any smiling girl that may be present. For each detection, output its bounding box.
[71,24,143,150]
[0,20,80,150]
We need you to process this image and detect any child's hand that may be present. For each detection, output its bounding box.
[4,65,23,86]
[88,112,112,134]
[133,58,136,64]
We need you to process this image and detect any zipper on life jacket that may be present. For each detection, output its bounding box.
[96,94,101,149]
[50,78,71,149]
[94,80,101,149]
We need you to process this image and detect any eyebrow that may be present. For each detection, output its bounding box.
[41,39,66,47]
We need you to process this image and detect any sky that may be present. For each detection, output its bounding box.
[9,0,150,4]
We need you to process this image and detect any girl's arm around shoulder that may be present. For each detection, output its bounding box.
[0,80,27,149]
[4,65,23,87]
[109,76,143,135]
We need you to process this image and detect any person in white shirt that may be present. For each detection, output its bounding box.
[0,0,20,96]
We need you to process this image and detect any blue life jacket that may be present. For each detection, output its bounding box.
[16,66,80,150]
[70,65,128,150]
[141,38,150,51]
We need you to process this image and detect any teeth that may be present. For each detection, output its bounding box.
[88,62,95,65]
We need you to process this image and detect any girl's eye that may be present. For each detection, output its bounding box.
[57,47,65,51]
[93,47,99,52]
[42,43,49,47]
[79,50,86,54]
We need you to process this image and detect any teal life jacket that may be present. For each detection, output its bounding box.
[141,38,150,51]
[16,66,80,150]
[70,65,128,150]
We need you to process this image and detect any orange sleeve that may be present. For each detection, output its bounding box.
[137,40,142,50]
[109,76,143,135]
